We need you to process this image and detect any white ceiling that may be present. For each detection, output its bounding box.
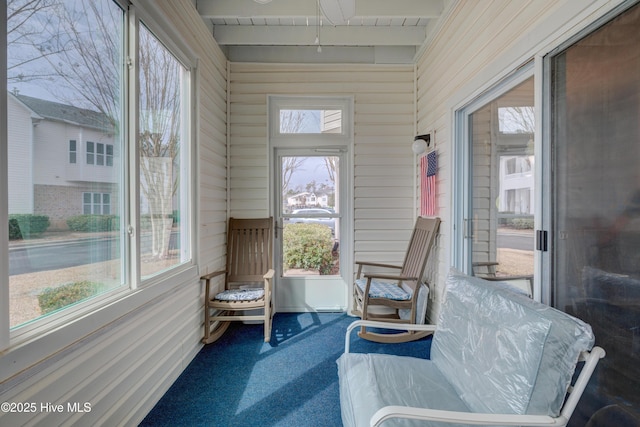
[196,0,447,64]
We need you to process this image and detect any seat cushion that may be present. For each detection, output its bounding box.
[355,278,412,301]
[337,353,470,427]
[214,288,264,301]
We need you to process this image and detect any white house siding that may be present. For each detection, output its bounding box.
[7,95,34,214]
[29,119,119,229]
[0,1,228,425]
[228,62,417,269]
[32,120,117,187]
[415,0,625,322]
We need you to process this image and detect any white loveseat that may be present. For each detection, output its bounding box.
[337,269,605,427]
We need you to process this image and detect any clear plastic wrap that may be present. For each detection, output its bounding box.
[337,269,596,427]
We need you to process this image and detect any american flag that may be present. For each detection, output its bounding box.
[420,150,437,216]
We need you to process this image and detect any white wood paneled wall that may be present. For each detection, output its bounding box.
[0,0,228,425]
[228,62,418,266]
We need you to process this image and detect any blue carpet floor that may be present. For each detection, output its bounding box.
[140,312,432,427]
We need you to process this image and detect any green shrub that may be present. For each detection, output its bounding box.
[38,281,106,314]
[283,223,334,274]
[8,218,21,240]
[67,215,119,232]
[509,218,534,229]
[8,214,50,239]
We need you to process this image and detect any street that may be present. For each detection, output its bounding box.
[9,232,179,276]
[497,229,534,251]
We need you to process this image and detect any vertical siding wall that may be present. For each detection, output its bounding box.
[0,0,228,425]
[228,63,417,267]
[414,0,611,321]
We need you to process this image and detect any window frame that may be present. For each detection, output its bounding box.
[69,140,77,164]
[1,0,198,360]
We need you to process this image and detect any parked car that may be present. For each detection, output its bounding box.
[288,208,336,232]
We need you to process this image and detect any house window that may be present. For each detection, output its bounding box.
[69,140,77,163]
[106,144,113,166]
[86,142,112,166]
[83,192,111,215]
[96,142,104,165]
[4,0,194,344]
[86,141,95,164]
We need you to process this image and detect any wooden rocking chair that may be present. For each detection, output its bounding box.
[201,217,275,344]
[353,216,440,343]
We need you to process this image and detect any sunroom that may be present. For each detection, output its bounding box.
[1,0,639,425]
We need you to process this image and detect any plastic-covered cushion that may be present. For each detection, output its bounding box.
[441,270,595,416]
[432,270,551,415]
[355,278,412,300]
[214,288,264,301]
[337,353,470,427]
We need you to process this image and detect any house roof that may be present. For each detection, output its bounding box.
[197,0,447,64]
[12,94,114,132]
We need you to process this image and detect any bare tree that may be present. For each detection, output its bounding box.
[500,106,535,134]
[138,26,182,260]
[36,0,122,122]
[324,156,337,186]
[7,0,65,85]
[280,111,307,196]
[282,156,306,196]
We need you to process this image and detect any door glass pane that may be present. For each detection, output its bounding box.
[7,0,125,328]
[551,4,640,423]
[281,156,340,276]
[138,24,190,278]
[469,78,535,292]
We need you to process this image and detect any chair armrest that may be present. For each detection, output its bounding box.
[355,261,401,279]
[355,261,402,269]
[263,269,275,295]
[201,270,226,281]
[362,273,418,282]
[371,407,566,427]
[263,269,275,280]
[369,346,606,427]
[344,319,436,353]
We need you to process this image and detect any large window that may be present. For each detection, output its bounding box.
[4,0,192,338]
[548,2,640,423]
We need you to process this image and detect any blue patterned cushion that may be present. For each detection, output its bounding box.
[355,278,412,301]
[215,288,264,301]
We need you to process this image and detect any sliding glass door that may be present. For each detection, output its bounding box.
[548,2,640,423]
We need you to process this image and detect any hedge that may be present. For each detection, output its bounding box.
[283,223,334,275]
[8,214,50,239]
[67,215,119,232]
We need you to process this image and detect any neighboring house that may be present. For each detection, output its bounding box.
[499,155,534,216]
[8,93,118,230]
[286,191,330,208]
